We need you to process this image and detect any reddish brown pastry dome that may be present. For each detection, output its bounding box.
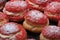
[40,25,60,40]
[0,22,27,40]
[25,10,48,25]
[23,10,49,33]
[0,12,9,26]
[3,1,28,22]
[44,2,60,21]
[0,0,6,10]
[26,0,51,11]
[5,1,28,13]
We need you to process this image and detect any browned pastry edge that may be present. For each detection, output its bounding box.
[40,33,49,40]
[23,20,49,33]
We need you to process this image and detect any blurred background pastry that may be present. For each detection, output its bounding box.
[3,1,28,22]
[0,22,27,40]
[44,2,60,21]
[40,25,60,40]
[0,12,9,26]
[26,0,51,11]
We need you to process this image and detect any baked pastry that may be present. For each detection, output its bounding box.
[3,1,28,22]
[0,22,27,40]
[26,0,51,11]
[0,12,9,26]
[40,25,60,40]
[23,10,49,33]
[44,2,60,21]
[0,0,6,10]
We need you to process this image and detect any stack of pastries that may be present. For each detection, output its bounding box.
[0,0,59,40]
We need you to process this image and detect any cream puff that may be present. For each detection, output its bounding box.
[0,12,9,26]
[0,22,27,40]
[26,0,51,11]
[40,25,60,40]
[3,1,28,22]
[44,2,60,21]
[23,10,49,33]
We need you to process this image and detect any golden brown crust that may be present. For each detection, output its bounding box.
[40,34,49,40]
[23,20,49,33]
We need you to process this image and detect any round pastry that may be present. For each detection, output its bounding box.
[0,22,27,40]
[23,10,49,33]
[0,12,9,26]
[40,25,60,40]
[44,2,60,21]
[3,1,28,22]
[26,0,51,11]
[0,0,6,10]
